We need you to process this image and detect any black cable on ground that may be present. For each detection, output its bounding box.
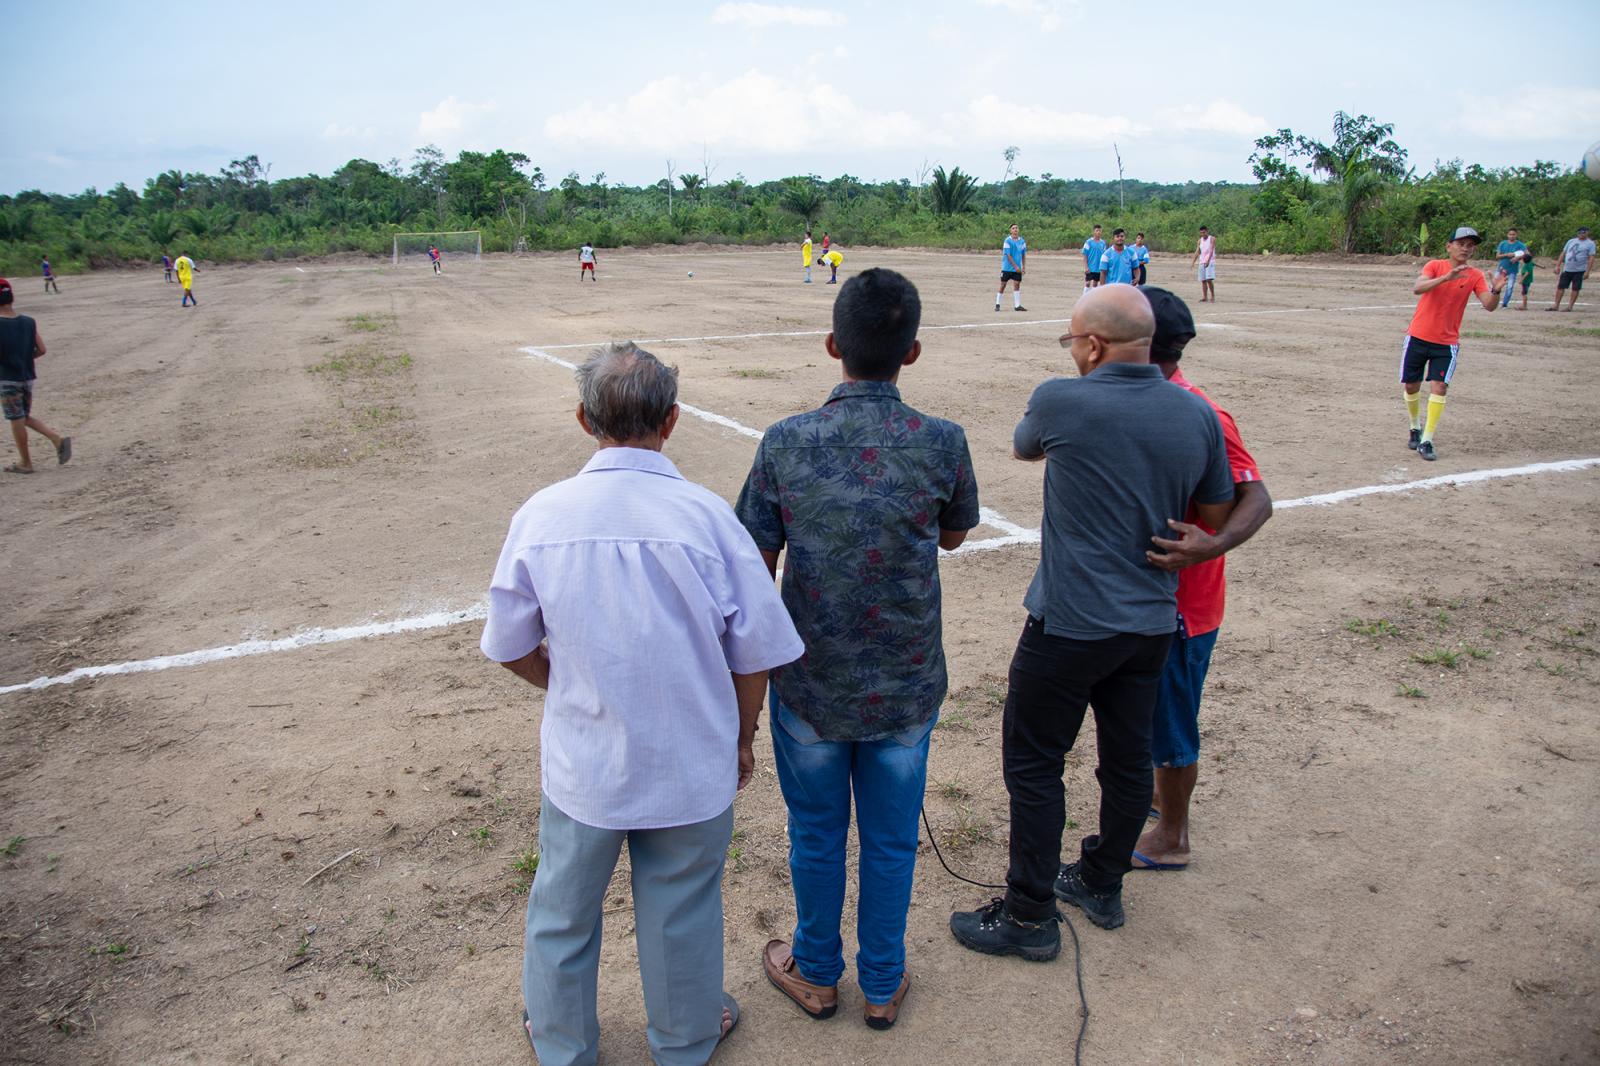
[922,804,1090,1066]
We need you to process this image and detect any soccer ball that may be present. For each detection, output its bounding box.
[1583,141,1600,181]
[687,271,694,277]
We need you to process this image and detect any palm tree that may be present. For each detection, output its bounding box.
[928,166,977,216]
[779,180,825,225]
[144,211,180,247]
[679,173,704,202]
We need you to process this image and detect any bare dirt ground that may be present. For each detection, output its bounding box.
[1,246,1597,1065]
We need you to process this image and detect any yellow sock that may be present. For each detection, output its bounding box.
[1405,391,1421,430]
[1422,394,1446,442]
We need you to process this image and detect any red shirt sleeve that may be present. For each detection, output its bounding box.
[1471,269,1488,296]
[1215,407,1261,485]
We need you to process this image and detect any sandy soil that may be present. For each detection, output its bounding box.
[1,246,1597,1065]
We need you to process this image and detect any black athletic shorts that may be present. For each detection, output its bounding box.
[1400,335,1459,385]
[1000,270,1022,283]
[1084,270,1099,282]
[1557,270,1585,292]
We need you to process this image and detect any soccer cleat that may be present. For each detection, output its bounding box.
[1408,428,1421,450]
[1015,305,1027,312]
[949,898,1060,961]
[1418,441,1438,462]
[995,305,1001,312]
[1054,862,1125,930]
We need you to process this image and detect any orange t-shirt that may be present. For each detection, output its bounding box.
[1407,260,1487,345]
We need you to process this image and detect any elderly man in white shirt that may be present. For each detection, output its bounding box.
[482,342,804,1066]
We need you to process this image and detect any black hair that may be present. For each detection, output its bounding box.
[1112,228,1126,237]
[1092,223,1102,230]
[832,268,921,381]
[1199,225,1210,231]
[1136,232,1145,238]
[0,288,12,306]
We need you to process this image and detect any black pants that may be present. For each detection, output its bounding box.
[1002,616,1173,919]
[1135,264,1147,286]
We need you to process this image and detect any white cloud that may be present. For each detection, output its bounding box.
[711,3,846,28]
[976,0,1078,31]
[1155,100,1267,139]
[544,72,931,153]
[1451,86,1600,141]
[321,122,376,141]
[956,96,1148,145]
[417,96,496,139]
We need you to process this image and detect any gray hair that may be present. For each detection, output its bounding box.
[574,342,679,441]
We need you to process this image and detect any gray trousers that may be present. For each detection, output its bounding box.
[524,795,733,1066]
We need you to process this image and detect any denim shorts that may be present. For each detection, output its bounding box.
[1150,626,1220,768]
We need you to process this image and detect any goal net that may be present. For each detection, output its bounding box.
[393,230,481,266]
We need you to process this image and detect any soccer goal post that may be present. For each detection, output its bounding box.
[393,230,482,265]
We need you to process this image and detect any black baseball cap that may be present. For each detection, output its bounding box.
[1143,287,1195,363]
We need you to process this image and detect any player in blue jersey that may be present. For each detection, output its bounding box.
[1133,233,1150,286]
[996,224,1028,312]
[1099,229,1139,286]
[1081,225,1106,293]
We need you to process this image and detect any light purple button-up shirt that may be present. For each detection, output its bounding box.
[481,447,804,830]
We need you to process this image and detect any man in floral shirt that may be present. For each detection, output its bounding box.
[736,267,980,1031]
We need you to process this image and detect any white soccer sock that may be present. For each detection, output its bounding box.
[995,293,1002,307]
[1013,291,1022,308]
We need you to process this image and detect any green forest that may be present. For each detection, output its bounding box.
[1,113,1594,274]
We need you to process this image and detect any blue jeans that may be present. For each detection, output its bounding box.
[769,690,931,1004]
[1150,626,1220,768]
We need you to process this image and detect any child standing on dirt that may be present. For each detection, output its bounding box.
[1517,253,1534,311]
[802,231,813,284]
[0,278,72,474]
[162,253,174,283]
[42,257,60,294]
[429,245,442,275]
[579,241,597,281]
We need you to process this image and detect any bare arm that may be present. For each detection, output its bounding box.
[33,328,46,359]
[732,669,768,790]
[1413,264,1467,294]
[938,528,969,551]
[759,548,781,580]
[1147,480,1273,572]
[498,644,551,689]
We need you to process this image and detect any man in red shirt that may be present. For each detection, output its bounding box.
[1401,226,1505,461]
[1134,288,1273,870]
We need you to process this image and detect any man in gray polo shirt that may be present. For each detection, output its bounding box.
[951,286,1237,957]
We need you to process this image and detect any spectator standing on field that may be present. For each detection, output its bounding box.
[41,256,60,294]
[162,253,174,283]
[1549,226,1595,312]
[481,343,803,1065]
[1,278,72,474]
[948,285,1236,955]
[737,268,980,1031]
[1133,288,1272,871]
[1191,226,1216,302]
[1495,228,1527,308]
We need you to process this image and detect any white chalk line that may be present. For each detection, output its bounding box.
[5,457,1596,698]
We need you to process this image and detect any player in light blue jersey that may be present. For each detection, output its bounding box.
[1099,229,1139,285]
[1081,224,1106,293]
[996,223,1028,312]
[1133,233,1150,286]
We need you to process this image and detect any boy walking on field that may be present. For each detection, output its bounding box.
[579,241,597,281]
[42,257,60,294]
[1,279,72,474]
[174,254,197,307]
[1400,226,1504,462]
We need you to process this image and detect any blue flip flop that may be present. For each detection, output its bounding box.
[715,993,741,1056]
[1130,850,1188,871]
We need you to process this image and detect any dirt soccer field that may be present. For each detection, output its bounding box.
[2,246,1596,1066]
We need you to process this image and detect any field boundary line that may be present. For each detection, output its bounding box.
[3,458,1594,697]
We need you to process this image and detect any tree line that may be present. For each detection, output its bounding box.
[1,114,1594,274]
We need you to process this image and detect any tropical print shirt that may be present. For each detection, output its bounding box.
[735,380,980,741]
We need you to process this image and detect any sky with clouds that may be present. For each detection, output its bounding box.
[10,0,1600,196]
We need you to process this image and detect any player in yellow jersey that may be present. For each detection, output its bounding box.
[802,230,814,284]
[174,254,197,307]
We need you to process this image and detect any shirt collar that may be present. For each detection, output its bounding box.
[825,380,902,405]
[1166,365,1192,388]
[579,447,685,480]
[1091,362,1165,380]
